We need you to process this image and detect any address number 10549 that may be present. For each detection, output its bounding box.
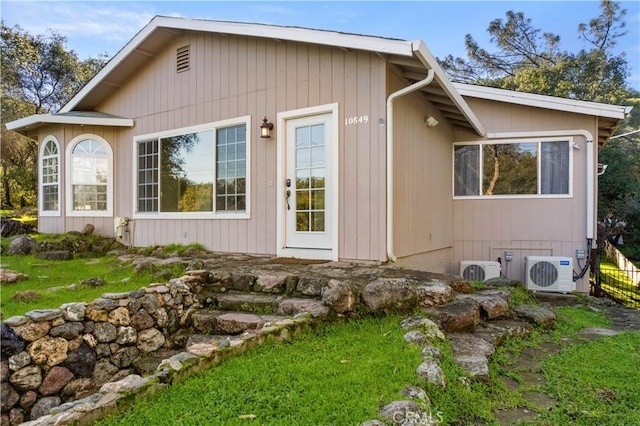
[345,115,369,125]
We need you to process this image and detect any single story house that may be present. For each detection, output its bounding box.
[7,16,631,292]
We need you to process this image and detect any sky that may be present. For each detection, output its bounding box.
[2,0,639,90]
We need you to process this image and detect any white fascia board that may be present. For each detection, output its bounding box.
[454,82,629,120]
[412,42,486,137]
[6,114,134,131]
[61,16,414,113]
[157,17,414,56]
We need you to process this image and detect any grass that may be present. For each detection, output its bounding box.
[94,305,639,426]
[96,316,424,426]
[0,253,185,318]
[598,260,640,308]
[0,208,38,227]
[535,332,640,426]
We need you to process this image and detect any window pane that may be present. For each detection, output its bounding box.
[541,141,569,194]
[137,140,159,212]
[483,143,537,195]
[160,130,214,212]
[73,184,107,211]
[71,139,108,211]
[454,145,479,196]
[215,124,246,211]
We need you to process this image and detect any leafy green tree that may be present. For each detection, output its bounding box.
[439,0,630,103]
[0,22,108,208]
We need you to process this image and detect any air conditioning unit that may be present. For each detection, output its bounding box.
[460,260,501,282]
[525,256,575,293]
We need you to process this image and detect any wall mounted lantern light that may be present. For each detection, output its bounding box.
[260,117,274,138]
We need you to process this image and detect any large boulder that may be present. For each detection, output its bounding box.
[361,278,418,313]
[449,333,495,382]
[513,305,556,328]
[424,299,481,333]
[320,280,358,313]
[7,235,38,255]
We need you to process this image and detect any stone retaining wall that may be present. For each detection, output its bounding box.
[1,266,457,425]
[0,270,316,425]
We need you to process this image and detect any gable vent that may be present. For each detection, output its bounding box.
[176,45,190,73]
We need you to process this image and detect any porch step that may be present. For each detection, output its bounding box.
[192,310,290,335]
[213,291,279,312]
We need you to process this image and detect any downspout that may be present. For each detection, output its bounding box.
[386,68,435,262]
[485,129,594,239]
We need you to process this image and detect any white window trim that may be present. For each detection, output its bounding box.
[39,135,61,217]
[65,134,114,217]
[452,137,574,200]
[132,116,251,220]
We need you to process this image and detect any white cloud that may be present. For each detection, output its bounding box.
[13,2,154,41]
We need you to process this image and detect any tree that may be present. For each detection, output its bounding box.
[439,0,630,103]
[0,22,108,208]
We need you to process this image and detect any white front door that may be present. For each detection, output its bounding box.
[277,106,338,260]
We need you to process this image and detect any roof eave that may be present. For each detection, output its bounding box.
[6,114,134,132]
[453,83,630,120]
[61,16,415,113]
[412,42,486,137]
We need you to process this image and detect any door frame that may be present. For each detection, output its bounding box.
[276,103,339,260]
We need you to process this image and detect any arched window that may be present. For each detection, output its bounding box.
[66,135,113,215]
[40,136,60,215]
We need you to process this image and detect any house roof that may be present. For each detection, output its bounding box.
[55,16,485,136]
[454,83,632,145]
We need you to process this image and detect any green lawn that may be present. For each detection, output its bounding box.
[96,316,426,426]
[535,332,640,426]
[95,306,640,426]
[0,253,184,318]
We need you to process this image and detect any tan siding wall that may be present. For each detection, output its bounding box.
[94,32,387,261]
[453,98,598,291]
[390,73,455,273]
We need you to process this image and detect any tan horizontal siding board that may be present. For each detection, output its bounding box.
[95,32,386,261]
[453,98,598,285]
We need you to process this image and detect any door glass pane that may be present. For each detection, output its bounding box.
[296,212,309,231]
[296,190,310,210]
[294,123,326,233]
[311,212,325,231]
[311,190,325,210]
[296,127,309,148]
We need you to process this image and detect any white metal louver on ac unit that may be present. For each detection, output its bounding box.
[525,256,575,293]
[460,261,501,282]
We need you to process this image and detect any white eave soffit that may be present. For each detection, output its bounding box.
[6,114,134,132]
